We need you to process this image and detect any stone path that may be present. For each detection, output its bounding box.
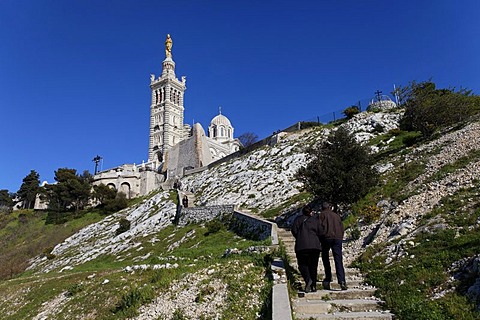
[277,228,394,319]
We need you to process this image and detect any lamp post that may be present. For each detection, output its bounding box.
[92,155,102,175]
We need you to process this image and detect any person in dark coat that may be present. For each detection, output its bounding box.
[182,195,188,208]
[291,205,323,293]
[319,202,347,290]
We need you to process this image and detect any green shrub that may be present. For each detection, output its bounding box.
[388,128,402,136]
[358,205,382,224]
[373,123,385,133]
[172,309,187,320]
[205,219,224,235]
[343,105,361,119]
[103,192,128,214]
[349,226,361,240]
[402,131,422,147]
[43,246,56,260]
[398,80,480,137]
[114,285,154,317]
[116,218,131,235]
[299,121,321,129]
[297,127,378,207]
[66,283,84,297]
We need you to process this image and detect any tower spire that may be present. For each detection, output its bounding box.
[161,34,176,78]
[149,34,186,165]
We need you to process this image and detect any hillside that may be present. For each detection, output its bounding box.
[1,108,480,319]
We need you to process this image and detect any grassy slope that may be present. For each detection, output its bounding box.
[2,117,480,319]
[0,209,106,280]
[353,127,480,319]
[0,213,273,319]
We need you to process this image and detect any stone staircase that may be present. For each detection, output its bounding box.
[277,228,394,319]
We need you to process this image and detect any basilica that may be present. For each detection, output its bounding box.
[93,35,242,197]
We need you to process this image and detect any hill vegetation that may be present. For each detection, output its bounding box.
[0,210,274,319]
[1,80,480,319]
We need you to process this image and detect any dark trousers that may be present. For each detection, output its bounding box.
[296,249,321,286]
[321,238,346,284]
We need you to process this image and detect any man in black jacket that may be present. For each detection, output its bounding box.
[319,202,347,290]
[291,205,323,293]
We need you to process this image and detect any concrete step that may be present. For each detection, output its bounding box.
[293,311,393,320]
[293,279,365,290]
[276,226,394,320]
[293,298,384,314]
[303,288,378,300]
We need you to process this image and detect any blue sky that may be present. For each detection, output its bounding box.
[1,0,479,193]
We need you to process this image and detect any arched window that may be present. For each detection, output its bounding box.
[220,127,225,137]
[120,182,131,199]
[228,128,231,138]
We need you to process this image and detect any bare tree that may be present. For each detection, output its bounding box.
[238,132,258,147]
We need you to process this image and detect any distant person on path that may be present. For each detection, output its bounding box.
[291,205,323,293]
[182,195,188,208]
[319,202,347,290]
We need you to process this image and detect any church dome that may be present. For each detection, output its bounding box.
[210,114,232,127]
[208,111,234,140]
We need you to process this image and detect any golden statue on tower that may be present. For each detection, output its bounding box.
[165,34,173,58]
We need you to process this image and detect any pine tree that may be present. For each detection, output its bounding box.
[0,189,14,213]
[17,170,40,209]
[44,168,91,214]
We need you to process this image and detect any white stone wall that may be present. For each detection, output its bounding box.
[164,123,213,179]
[93,164,163,198]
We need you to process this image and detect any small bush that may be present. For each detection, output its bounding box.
[373,123,385,133]
[350,226,361,240]
[114,286,154,317]
[402,131,422,147]
[172,309,187,320]
[358,205,382,224]
[103,192,128,214]
[388,128,402,136]
[43,246,56,260]
[0,205,12,214]
[300,121,321,129]
[66,283,84,297]
[116,218,131,235]
[195,285,215,303]
[343,105,361,119]
[205,219,224,236]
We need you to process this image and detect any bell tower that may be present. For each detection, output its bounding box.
[148,34,188,166]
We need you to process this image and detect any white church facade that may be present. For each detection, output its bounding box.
[92,35,241,198]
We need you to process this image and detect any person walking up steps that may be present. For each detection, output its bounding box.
[319,202,347,290]
[291,205,323,293]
